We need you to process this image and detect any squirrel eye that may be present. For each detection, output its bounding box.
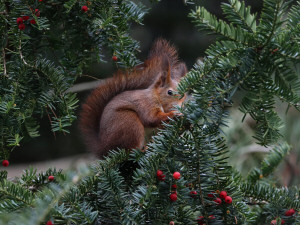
[167,90,173,95]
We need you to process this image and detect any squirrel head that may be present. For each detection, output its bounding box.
[152,56,187,113]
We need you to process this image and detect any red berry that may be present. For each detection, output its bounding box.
[197,216,204,225]
[171,184,177,189]
[35,9,40,17]
[207,192,215,198]
[19,24,26,30]
[169,193,177,202]
[219,191,227,199]
[156,170,165,181]
[30,19,36,25]
[190,191,197,198]
[22,16,30,21]
[214,198,222,205]
[48,175,54,181]
[81,6,88,12]
[46,221,53,225]
[112,55,118,61]
[208,215,215,219]
[225,196,232,204]
[39,0,43,2]
[16,17,23,24]
[156,170,163,177]
[281,219,285,225]
[271,220,277,225]
[173,172,180,180]
[2,160,9,167]
[169,221,175,225]
[160,174,166,181]
[284,208,295,216]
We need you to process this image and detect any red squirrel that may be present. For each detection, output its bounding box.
[79,39,187,158]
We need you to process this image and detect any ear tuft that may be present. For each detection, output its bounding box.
[172,62,188,80]
[148,38,178,65]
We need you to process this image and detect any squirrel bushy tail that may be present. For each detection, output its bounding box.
[79,39,186,157]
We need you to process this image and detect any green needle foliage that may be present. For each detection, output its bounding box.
[0,0,300,225]
[0,0,147,159]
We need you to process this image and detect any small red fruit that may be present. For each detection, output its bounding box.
[39,0,43,2]
[156,170,163,177]
[46,221,53,225]
[171,184,177,189]
[284,208,295,216]
[271,220,277,225]
[2,160,9,167]
[214,197,222,205]
[112,55,118,61]
[197,216,204,225]
[81,6,89,12]
[156,170,165,181]
[19,24,25,30]
[190,191,197,198]
[159,174,166,181]
[30,19,36,24]
[219,191,227,199]
[169,193,177,202]
[225,196,232,204]
[169,221,175,225]
[208,215,215,219]
[35,9,40,17]
[16,17,23,24]
[207,192,215,198]
[48,175,54,181]
[173,172,180,180]
[281,219,285,224]
[22,16,30,21]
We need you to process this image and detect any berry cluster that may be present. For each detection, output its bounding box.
[197,215,215,225]
[156,171,182,202]
[169,172,181,202]
[16,9,40,30]
[208,190,232,205]
[270,208,296,224]
[284,208,295,216]
[156,170,166,181]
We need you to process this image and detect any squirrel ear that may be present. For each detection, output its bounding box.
[160,55,172,85]
[172,62,188,80]
[154,73,164,88]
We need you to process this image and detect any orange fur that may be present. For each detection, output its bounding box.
[79,39,187,158]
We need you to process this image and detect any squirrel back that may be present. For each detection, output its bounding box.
[79,39,187,158]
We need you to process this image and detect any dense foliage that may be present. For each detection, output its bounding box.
[0,0,146,160]
[0,0,300,224]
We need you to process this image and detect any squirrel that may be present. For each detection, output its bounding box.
[79,39,187,158]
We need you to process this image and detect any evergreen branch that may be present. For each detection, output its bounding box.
[2,48,7,77]
[242,183,300,209]
[0,165,91,225]
[221,0,257,32]
[63,0,78,13]
[0,179,34,211]
[189,6,253,45]
[247,143,290,183]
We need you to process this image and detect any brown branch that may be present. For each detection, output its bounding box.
[66,80,103,93]
[2,48,7,77]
